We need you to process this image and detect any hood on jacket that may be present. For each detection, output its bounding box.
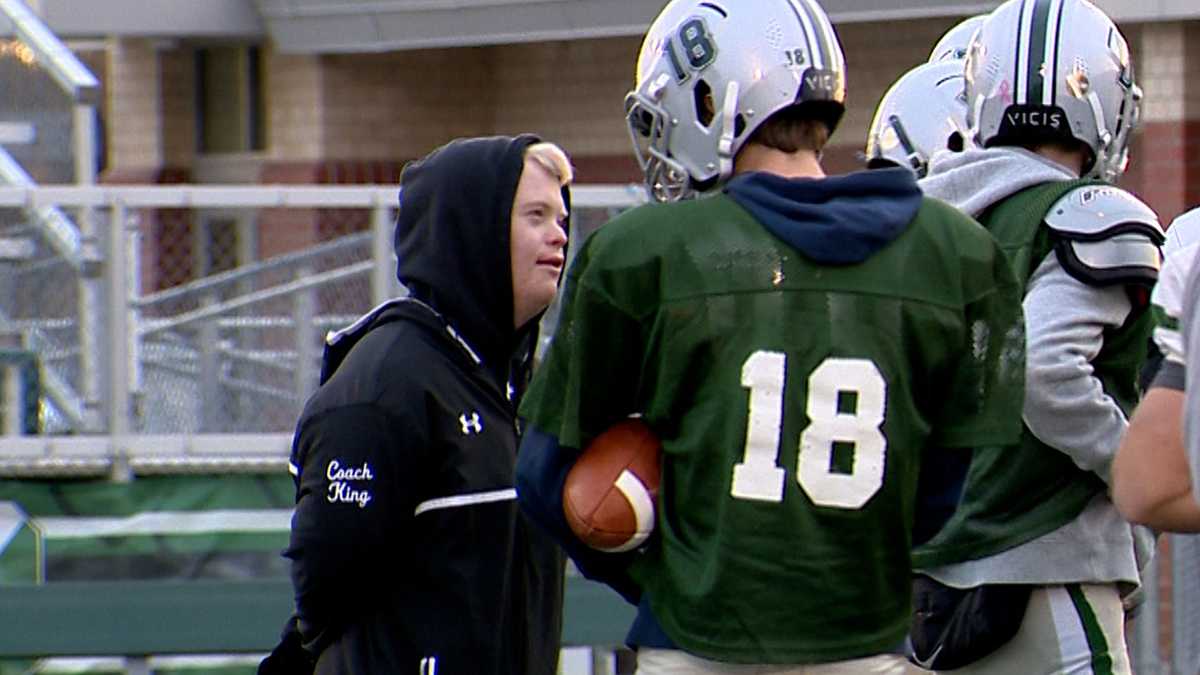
[919,146,1077,218]
[393,134,568,381]
[723,167,922,265]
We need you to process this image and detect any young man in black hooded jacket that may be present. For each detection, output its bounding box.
[260,134,572,674]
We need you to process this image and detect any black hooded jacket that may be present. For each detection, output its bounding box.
[282,135,565,674]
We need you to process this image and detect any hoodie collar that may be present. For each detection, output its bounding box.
[724,167,922,265]
[392,135,541,377]
[920,146,1077,218]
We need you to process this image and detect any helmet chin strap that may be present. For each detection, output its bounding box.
[1103,82,1141,181]
[969,93,987,148]
[1083,89,1114,179]
[716,80,740,182]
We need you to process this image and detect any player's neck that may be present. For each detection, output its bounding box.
[733,144,825,180]
[1031,145,1086,177]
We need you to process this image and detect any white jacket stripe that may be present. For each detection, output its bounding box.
[413,488,516,516]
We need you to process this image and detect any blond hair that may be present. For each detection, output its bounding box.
[525,142,574,186]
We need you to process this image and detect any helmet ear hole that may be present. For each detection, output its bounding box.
[734,114,746,138]
[694,80,715,127]
[947,132,964,152]
[634,110,654,138]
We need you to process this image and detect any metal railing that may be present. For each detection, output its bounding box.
[0,183,645,476]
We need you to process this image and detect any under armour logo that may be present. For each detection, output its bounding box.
[459,412,483,435]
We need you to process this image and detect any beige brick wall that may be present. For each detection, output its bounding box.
[318,48,494,160]
[831,17,963,155]
[1134,20,1200,123]
[277,20,963,167]
[105,37,161,172]
[1138,22,1186,123]
[103,15,1198,187]
[267,49,325,162]
[96,19,972,177]
[1122,20,1200,222]
[490,38,639,158]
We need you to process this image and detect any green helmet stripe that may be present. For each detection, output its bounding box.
[786,0,825,70]
[1025,0,1054,106]
[1048,0,1066,105]
[1013,0,1028,103]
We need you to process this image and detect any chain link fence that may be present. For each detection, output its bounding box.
[0,202,83,435]
[0,22,94,436]
[135,207,375,434]
[0,185,643,441]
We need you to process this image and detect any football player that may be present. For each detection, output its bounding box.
[1138,207,1200,389]
[1114,207,1200,531]
[910,1,1163,672]
[1164,207,1200,255]
[514,0,1025,672]
[865,60,970,177]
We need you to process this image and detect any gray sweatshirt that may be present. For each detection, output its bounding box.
[918,147,1151,590]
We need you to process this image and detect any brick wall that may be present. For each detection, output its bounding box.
[320,48,494,160]
[823,17,963,172]
[1086,22,1200,228]
[489,39,638,165]
[100,17,1200,246]
[105,37,162,175]
[266,51,325,162]
[246,19,963,186]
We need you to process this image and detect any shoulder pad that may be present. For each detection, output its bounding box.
[1046,187,1164,290]
[1044,185,1164,243]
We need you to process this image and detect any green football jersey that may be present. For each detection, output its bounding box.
[913,180,1151,568]
[521,192,1024,663]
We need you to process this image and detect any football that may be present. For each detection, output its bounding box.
[562,418,662,553]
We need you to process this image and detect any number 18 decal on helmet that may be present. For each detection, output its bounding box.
[625,0,847,202]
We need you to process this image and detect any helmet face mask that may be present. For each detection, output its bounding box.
[626,0,847,201]
[625,80,695,203]
[964,0,1141,181]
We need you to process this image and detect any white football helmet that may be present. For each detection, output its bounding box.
[928,15,988,63]
[625,0,847,201]
[964,0,1141,181]
[865,60,970,177]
